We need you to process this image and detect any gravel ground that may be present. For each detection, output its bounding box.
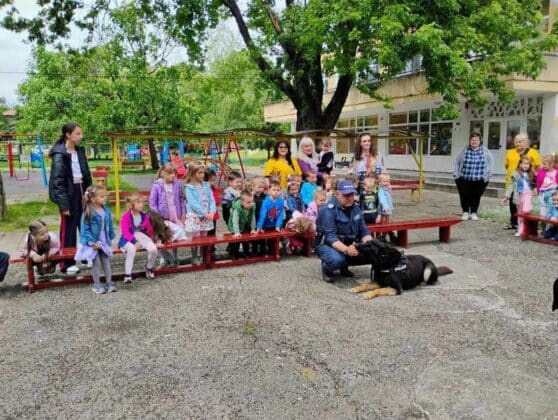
[0,190,557,419]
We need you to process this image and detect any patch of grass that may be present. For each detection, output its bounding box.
[478,205,509,224]
[241,314,257,336]
[107,173,138,192]
[1,200,59,232]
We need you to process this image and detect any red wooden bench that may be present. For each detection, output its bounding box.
[10,230,312,293]
[367,216,461,247]
[518,212,558,246]
[96,165,111,171]
[92,169,109,185]
[107,190,150,204]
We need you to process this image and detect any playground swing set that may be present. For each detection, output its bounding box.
[1,133,48,186]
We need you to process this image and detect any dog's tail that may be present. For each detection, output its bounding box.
[437,266,453,277]
[553,278,558,312]
[425,264,453,285]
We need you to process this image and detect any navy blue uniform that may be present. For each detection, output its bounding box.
[316,198,373,275]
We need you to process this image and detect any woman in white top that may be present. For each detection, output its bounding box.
[349,132,384,191]
[48,122,92,273]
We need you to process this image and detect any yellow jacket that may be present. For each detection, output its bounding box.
[264,158,302,189]
[504,148,541,187]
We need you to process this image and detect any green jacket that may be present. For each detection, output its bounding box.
[227,199,256,234]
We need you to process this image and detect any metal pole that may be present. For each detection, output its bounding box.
[37,134,48,187]
[112,137,120,217]
[7,142,14,178]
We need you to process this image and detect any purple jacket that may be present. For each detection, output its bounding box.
[149,179,185,220]
[297,157,323,181]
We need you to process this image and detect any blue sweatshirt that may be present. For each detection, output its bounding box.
[257,196,285,229]
[300,182,318,207]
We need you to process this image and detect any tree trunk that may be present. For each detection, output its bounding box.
[0,171,6,220]
[148,139,159,171]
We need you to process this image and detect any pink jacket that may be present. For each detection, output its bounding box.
[535,168,558,193]
[118,210,154,248]
[19,232,61,259]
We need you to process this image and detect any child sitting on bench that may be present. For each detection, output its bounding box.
[228,190,257,258]
[19,220,61,278]
[542,191,558,241]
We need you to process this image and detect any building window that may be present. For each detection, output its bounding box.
[335,115,379,154]
[388,108,453,156]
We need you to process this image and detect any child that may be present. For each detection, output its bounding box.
[19,220,61,278]
[227,190,257,258]
[221,171,243,225]
[360,176,379,224]
[285,211,315,255]
[535,154,558,218]
[317,139,334,176]
[0,252,8,283]
[251,176,267,256]
[206,169,221,260]
[285,181,303,221]
[324,176,338,201]
[184,162,216,265]
[305,189,327,225]
[75,185,117,294]
[257,180,285,232]
[300,170,319,209]
[377,173,395,242]
[502,156,536,237]
[346,173,361,198]
[542,191,558,240]
[149,163,187,265]
[118,193,158,283]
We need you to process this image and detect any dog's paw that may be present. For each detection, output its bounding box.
[362,291,376,300]
[349,286,362,294]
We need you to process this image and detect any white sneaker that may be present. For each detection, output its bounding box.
[514,232,521,237]
[470,213,479,221]
[461,212,469,221]
[86,260,93,268]
[66,265,80,274]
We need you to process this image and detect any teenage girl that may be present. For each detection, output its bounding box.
[184,162,216,265]
[502,156,536,237]
[19,220,61,277]
[119,193,158,282]
[75,185,116,294]
[48,122,92,274]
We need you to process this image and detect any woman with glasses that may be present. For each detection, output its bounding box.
[264,140,302,190]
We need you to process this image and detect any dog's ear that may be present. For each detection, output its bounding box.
[553,278,558,312]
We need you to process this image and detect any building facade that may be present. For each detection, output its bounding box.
[263,1,558,176]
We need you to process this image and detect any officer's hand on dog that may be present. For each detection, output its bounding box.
[347,244,359,256]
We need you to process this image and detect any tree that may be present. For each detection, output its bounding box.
[2,1,557,130]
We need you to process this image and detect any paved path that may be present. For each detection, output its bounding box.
[1,184,557,418]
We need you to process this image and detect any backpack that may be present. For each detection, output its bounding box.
[355,239,403,270]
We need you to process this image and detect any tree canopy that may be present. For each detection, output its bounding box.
[2,0,557,130]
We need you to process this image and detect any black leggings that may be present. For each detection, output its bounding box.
[455,178,488,213]
[59,183,83,270]
[0,252,9,282]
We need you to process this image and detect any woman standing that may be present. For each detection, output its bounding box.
[503,134,541,229]
[264,140,302,190]
[349,132,384,190]
[453,133,494,221]
[296,136,322,182]
[49,123,92,273]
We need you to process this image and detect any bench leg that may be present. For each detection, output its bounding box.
[397,230,408,248]
[272,238,281,261]
[439,226,451,243]
[523,218,538,239]
[26,258,36,293]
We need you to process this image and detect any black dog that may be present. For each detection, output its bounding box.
[349,240,453,300]
[553,278,558,311]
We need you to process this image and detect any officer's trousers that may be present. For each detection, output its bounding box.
[316,245,373,274]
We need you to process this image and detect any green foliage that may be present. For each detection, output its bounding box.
[3,0,557,131]
[1,200,59,232]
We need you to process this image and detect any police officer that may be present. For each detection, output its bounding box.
[316,180,373,282]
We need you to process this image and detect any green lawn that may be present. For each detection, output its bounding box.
[2,200,60,232]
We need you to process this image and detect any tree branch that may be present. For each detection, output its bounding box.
[223,0,298,103]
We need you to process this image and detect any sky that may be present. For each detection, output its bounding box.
[0,1,243,107]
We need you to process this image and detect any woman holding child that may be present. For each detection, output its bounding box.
[264,140,302,190]
[296,136,321,182]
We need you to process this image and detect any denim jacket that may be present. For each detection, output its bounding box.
[80,206,115,246]
[185,182,216,216]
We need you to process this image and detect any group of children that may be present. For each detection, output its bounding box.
[18,160,397,295]
[502,153,558,239]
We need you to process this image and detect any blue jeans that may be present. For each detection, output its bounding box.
[316,244,372,274]
[0,252,9,282]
